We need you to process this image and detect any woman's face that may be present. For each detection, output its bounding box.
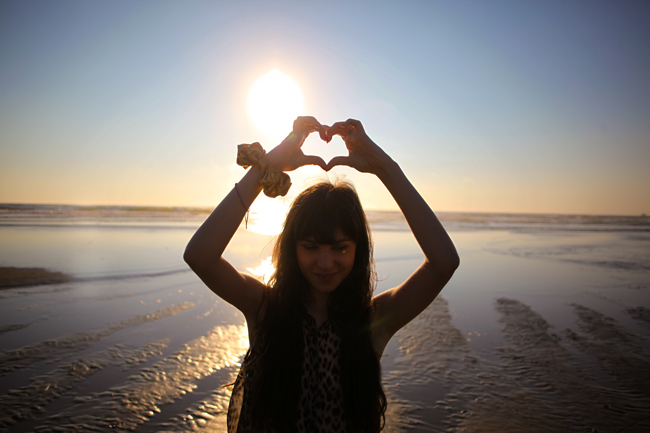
[296,231,357,297]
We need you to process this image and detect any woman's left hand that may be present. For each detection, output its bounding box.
[266,116,329,172]
[325,119,395,176]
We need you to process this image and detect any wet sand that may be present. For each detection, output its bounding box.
[0,267,70,289]
[1,223,649,432]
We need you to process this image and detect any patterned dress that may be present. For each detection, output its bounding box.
[227,311,347,432]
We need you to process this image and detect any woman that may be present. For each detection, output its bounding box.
[184,117,459,432]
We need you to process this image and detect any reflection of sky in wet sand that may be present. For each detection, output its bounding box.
[1,215,649,431]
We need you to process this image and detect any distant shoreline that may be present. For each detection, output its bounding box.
[1,204,648,233]
[0,202,647,219]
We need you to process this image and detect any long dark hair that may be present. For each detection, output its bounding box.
[244,179,387,432]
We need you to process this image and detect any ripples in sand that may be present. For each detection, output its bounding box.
[384,296,650,432]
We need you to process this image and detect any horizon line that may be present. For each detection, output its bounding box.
[0,202,647,218]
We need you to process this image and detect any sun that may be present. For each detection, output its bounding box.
[248,70,304,139]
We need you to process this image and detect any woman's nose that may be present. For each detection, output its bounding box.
[317,249,334,269]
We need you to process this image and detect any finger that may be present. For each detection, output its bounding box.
[293,116,323,133]
[343,118,365,134]
[282,119,318,150]
[325,156,353,171]
[295,115,321,124]
[325,122,348,142]
[319,125,329,142]
[293,117,328,146]
[301,154,327,170]
[309,123,327,140]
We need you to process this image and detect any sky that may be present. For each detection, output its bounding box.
[1,0,649,215]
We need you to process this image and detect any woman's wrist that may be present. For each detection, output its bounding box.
[237,142,291,197]
[375,158,402,185]
[238,165,264,198]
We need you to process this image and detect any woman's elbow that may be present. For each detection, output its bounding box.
[441,258,460,279]
[183,246,202,271]
[448,252,460,274]
[428,253,460,279]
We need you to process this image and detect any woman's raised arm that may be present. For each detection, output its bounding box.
[184,117,328,322]
[326,119,460,353]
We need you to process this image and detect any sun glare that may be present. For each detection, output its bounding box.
[248,70,304,139]
[247,256,275,285]
[247,196,289,236]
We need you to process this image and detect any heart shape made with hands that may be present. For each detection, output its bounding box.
[295,117,365,172]
[241,118,377,197]
[300,130,348,171]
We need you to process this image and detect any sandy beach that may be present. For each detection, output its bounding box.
[1,207,649,432]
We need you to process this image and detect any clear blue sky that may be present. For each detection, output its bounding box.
[1,1,648,215]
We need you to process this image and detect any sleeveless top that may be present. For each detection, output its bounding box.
[227,311,347,432]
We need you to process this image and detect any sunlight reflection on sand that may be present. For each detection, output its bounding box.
[247,256,275,285]
[247,197,288,236]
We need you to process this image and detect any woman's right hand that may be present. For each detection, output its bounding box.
[266,116,328,172]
